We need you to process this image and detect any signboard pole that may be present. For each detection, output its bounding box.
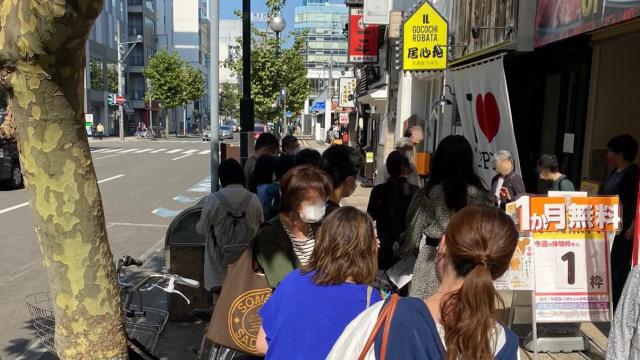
[531,290,538,360]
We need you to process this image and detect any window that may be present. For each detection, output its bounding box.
[89,57,104,91]
[128,14,143,35]
[130,74,145,100]
[145,47,155,60]
[106,63,118,93]
[144,16,155,32]
[129,46,144,66]
[128,0,142,5]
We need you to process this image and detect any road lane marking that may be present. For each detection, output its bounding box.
[0,175,125,215]
[171,154,192,161]
[166,148,183,154]
[101,148,122,153]
[152,207,182,217]
[150,148,166,153]
[134,148,152,153]
[95,154,122,160]
[108,222,168,228]
[174,195,200,204]
[182,149,198,154]
[118,148,139,153]
[198,150,211,155]
[90,148,110,153]
[0,202,30,214]
[98,174,125,183]
[187,176,211,193]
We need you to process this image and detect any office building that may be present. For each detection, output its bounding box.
[173,0,210,133]
[85,0,128,136]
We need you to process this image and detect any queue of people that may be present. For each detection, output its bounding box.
[196,131,638,360]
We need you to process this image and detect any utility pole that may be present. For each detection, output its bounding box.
[324,46,334,139]
[282,88,287,136]
[240,0,254,167]
[210,0,220,191]
[117,25,125,141]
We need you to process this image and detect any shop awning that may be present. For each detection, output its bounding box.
[357,85,388,105]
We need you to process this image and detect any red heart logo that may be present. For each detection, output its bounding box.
[475,93,501,143]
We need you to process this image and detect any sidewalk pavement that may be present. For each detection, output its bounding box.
[151,166,610,359]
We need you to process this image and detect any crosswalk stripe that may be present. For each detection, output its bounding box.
[198,150,211,155]
[183,149,198,154]
[101,148,122,153]
[119,148,139,154]
[150,148,166,153]
[90,148,110,153]
[134,148,152,153]
[166,149,183,154]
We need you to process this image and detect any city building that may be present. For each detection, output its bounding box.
[349,0,640,198]
[125,0,158,134]
[173,0,210,133]
[219,19,243,85]
[84,0,128,136]
[294,0,350,137]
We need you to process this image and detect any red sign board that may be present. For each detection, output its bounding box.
[116,95,125,106]
[535,0,640,47]
[348,7,379,63]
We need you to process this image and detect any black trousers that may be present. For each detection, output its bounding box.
[611,233,633,310]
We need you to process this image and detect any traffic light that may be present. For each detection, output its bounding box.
[107,94,116,106]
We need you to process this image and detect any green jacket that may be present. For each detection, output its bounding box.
[254,216,320,288]
[550,175,575,192]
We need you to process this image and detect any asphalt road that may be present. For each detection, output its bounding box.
[0,135,231,359]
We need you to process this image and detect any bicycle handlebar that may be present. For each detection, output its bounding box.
[174,275,200,288]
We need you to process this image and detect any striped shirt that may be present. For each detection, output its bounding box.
[283,225,315,266]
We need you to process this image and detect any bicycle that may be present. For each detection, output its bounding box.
[26,255,200,359]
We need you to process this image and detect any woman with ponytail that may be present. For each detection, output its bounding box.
[329,205,519,359]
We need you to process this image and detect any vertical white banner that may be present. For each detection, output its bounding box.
[451,55,520,187]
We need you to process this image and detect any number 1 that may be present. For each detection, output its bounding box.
[561,251,576,285]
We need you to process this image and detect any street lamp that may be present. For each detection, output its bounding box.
[117,33,143,141]
[269,14,286,135]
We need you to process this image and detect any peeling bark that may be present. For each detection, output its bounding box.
[0,1,127,359]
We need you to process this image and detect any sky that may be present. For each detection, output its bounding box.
[219,0,335,38]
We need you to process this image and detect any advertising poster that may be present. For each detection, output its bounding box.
[536,0,640,47]
[348,7,379,63]
[534,231,610,322]
[494,236,535,291]
[339,78,357,108]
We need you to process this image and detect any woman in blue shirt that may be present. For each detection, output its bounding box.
[329,206,519,360]
[256,206,382,359]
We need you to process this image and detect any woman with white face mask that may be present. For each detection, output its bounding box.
[254,165,333,288]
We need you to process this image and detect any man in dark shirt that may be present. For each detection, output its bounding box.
[536,154,575,192]
[320,144,363,214]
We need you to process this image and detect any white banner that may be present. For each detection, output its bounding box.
[451,55,520,187]
[339,78,356,108]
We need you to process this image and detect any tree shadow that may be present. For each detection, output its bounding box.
[3,319,58,359]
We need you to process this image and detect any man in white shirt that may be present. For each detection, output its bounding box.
[196,159,264,294]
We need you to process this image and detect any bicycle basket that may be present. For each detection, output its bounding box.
[124,305,169,352]
[25,292,56,354]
